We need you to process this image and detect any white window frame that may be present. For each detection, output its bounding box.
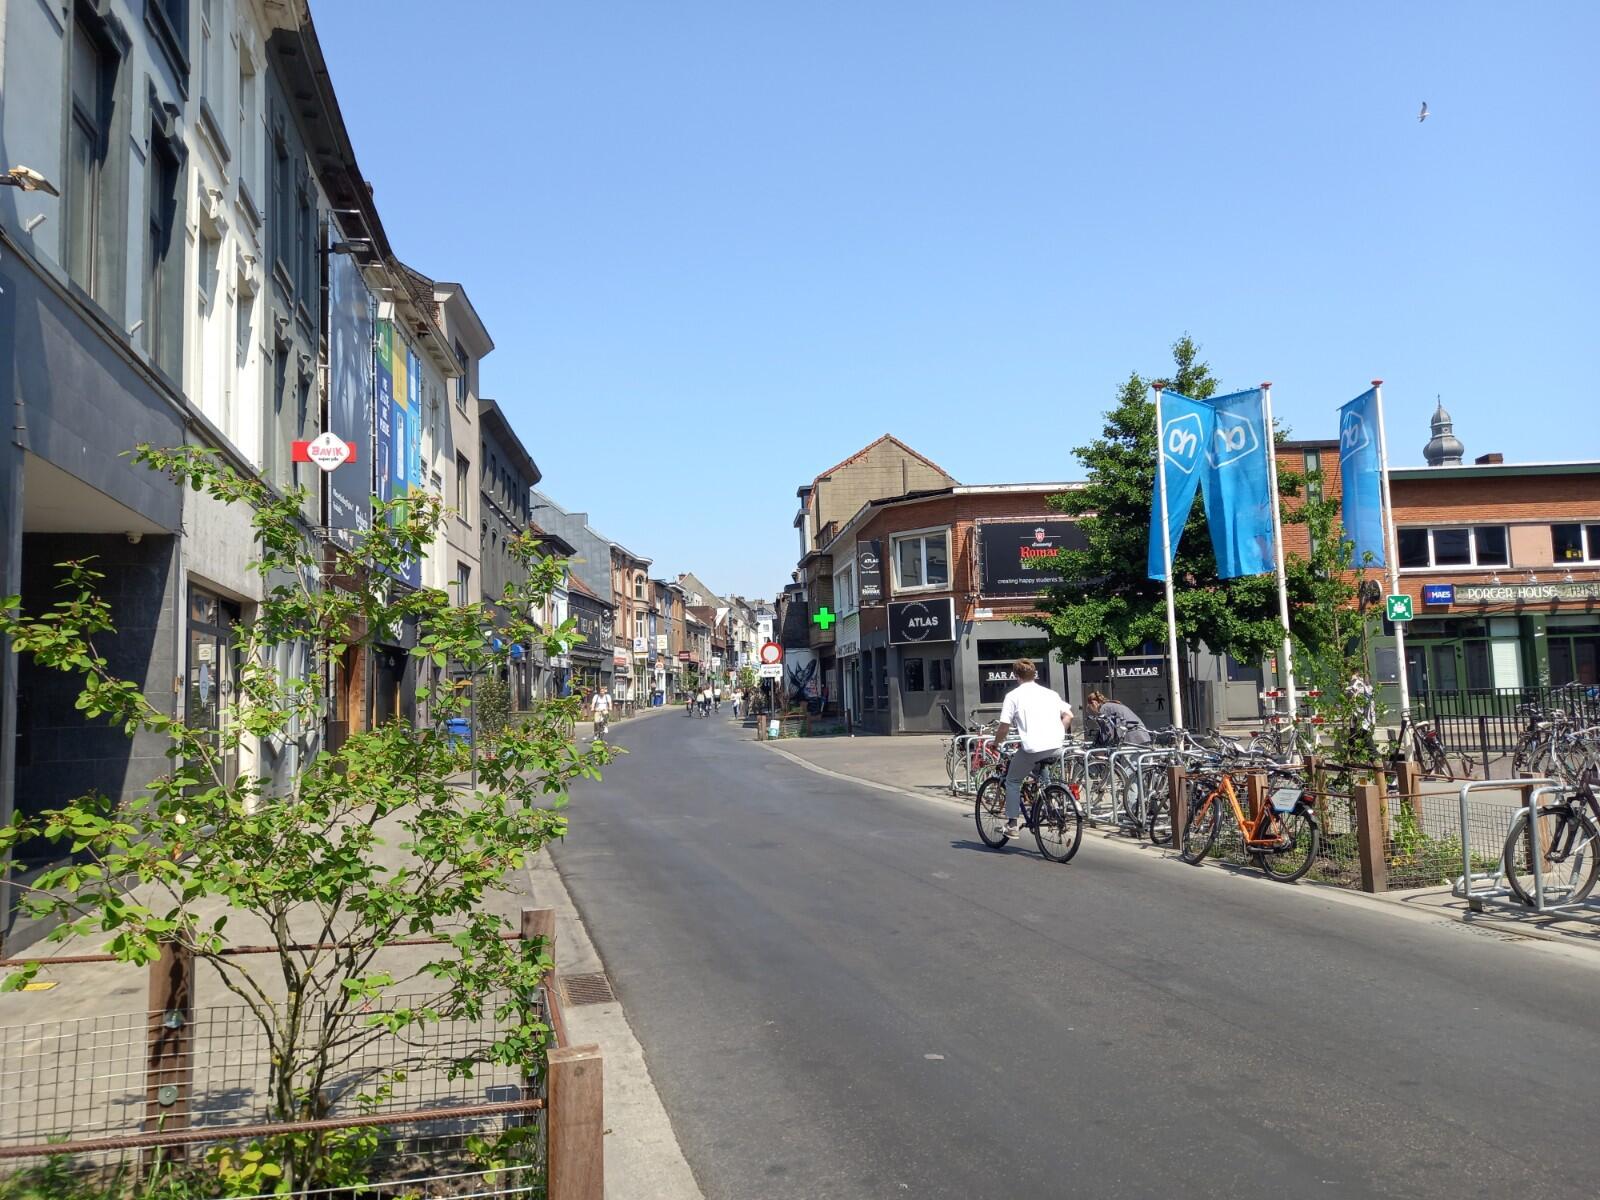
[890,525,951,594]
[1396,525,1510,572]
[833,561,857,615]
[1551,522,1600,565]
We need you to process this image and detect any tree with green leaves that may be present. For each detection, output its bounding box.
[0,446,607,1191]
[1032,335,1357,707]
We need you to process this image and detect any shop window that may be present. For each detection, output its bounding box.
[1396,526,1510,570]
[978,640,1049,706]
[928,658,953,690]
[903,657,925,693]
[892,528,950,591]
[1552,524,1600,564]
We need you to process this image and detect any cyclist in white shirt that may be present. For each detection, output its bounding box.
[991,659,1074,839]
[591,686,612,738]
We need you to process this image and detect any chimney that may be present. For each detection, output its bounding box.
[1475,453,1504,465]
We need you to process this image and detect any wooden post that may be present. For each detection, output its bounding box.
[520,906,567,1050]
[1353,780,1388,894]
[1396,758,1423,825]
[144,941,194,1162]
[547,1044,604,1200]
[1245,771,1267,826]
[1167,764,1187,851]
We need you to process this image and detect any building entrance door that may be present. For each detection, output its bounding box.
[188,586,241,787]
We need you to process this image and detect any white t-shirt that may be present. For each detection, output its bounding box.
[592,694,612,713]
[999,681,1073,753]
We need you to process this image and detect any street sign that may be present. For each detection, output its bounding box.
[1386,594,1414,622]
[759,641,783,666]
[292,432,357,472]
[758,663,783,679]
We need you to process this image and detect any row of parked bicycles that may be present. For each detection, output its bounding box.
[948,693,1600,897]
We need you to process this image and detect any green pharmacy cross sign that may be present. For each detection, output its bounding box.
[812,606,837,631]
[1386,594,1414,623]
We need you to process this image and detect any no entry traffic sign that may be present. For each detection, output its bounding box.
[759,641,783,666]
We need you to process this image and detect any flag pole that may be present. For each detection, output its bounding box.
[1261,382,1297,727]
[1372,379,1412,732]
[1153,383,1185,729]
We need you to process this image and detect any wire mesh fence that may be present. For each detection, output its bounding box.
[1384,792,1510,891]
[0,981,553,1199]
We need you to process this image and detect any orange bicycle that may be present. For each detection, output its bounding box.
[1177,763,1320,882]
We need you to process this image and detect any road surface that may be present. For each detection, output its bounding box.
[551,712,1600,1199]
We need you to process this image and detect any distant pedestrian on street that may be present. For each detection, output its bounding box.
[992,660,1074,840]
[731,689,743,719]
[1084,691,1149,746]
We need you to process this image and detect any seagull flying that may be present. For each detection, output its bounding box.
[1419,101,1429,122]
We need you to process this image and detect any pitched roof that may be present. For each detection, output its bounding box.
[567,574,611,606]
[804,434,955,493]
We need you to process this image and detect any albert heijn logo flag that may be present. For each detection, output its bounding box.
[1198,388,1277,579]
[1147,391,1215,580]
[1339,388,1386,566]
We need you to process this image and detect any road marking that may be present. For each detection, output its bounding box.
[923,1053,944,1060]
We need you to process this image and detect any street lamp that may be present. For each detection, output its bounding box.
[0,166,59,195]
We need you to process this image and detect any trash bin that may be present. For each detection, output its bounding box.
[444,717,472,747]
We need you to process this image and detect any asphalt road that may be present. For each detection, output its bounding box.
[551,713,1600,1200]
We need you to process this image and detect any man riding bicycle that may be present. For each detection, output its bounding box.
[992,659,1074,840]
[591,685,612,739]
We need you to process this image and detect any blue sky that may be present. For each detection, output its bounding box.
[314,2,1597,600]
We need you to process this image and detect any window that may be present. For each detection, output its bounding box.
[978,639,1050,706]
[198,0,224,147]
[456,562,471,601]
[634,577,645,600]
[296,179,314,307]
[292,372,311,489]
[1303,449,1324,504]
[237,55,259,214]
[455,342,469,408]
[264,340,287,489]
[902,657,925,693]
[834,563,856,614]
[146,0,190,84]
[1552,524,1600,564]
[145,111,184,378]
[456,453,470,518]
[271,126,291,280]
[67,18,117,302]
[891,528,950,591]
[1396,526,1510,570]
[928,658,952,690]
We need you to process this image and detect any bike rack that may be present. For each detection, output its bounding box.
[1451,777,1565,912]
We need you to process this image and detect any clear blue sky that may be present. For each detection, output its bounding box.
[313,1,1597,600]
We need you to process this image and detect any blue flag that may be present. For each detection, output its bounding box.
[1199,388,1277,578]
[1339,388,1386,566]
[1148,391,1215,581]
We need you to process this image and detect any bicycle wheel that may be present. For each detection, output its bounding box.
[944,739,959,784]
[1502,806,1600,907]
[1178,784,1220,864]
[1144,768,1173,846]
[1033,784,1084,864]
[975,778,1012,848]
[1254,805,1320,883]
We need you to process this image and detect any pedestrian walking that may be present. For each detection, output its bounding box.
[991,659,1074,840]
[731,689,743,719]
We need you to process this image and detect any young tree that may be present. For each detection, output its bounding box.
[0,448,606,1189]
[1032,335,1352,697]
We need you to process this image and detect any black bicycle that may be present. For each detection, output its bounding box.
[1501,765,1600,907]
[974,751,1084,863]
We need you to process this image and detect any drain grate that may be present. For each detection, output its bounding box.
[561,972,616,1007]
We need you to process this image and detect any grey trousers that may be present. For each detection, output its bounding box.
[1003,748,1059,821]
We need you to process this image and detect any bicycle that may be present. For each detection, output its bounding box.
[1395,713,1452,777]
[1178,763,1321,882]
[974,750,1085,863]
[1500,764,1600,907]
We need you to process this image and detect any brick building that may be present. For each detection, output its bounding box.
[1280,417,1600,701]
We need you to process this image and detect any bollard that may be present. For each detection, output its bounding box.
[547,1044,605,1200]
[1395,758,1423,824]
[1167,764,1187,851]
[1353,780,1388,894]
[144,941,194,1162]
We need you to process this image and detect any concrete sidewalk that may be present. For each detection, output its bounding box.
[758,729,1600,953]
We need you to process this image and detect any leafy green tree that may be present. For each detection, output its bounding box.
[736,664,757,691]
[474,671,513,735]
[1032,335,1351,697]
[0,447,606,1190]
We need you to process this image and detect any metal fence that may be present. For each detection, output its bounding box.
[1414,684,1600,768]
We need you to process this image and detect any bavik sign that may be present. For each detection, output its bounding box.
[888,597,955,646]
[977,520,1087,597]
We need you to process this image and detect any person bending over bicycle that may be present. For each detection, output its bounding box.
[1085,691,1150,746]
[992,659,1074,839]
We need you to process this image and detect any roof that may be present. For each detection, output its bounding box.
[797,434,955,498]
[567,574,612,607]
[1389,460,1600,481]
[528,521,575,557]
[478,399,541,488]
